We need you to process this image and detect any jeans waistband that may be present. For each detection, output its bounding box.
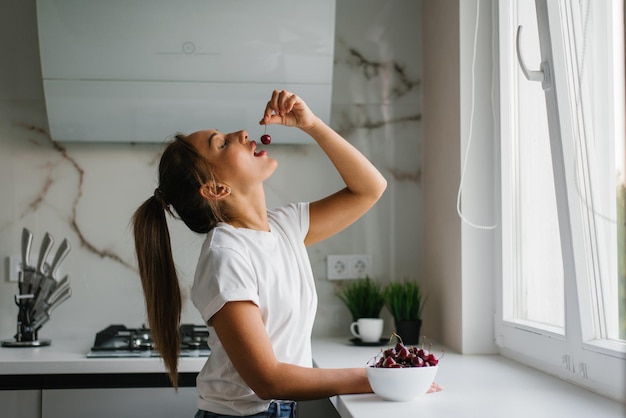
[195,400,297,418]
[267,400,297,418]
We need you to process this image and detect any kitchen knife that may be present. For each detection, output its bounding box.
[49,239,71,279]
[21,228,34,271]
[30,238,72,316]
[22,268,39,309]
[36,233,54,276]
[32,287,72,331]
[28,233,54,305]
[31,275,69,318]
[18,270,26,297]
[20,228,34,296]
[46,286,71,314]
[45,276,69,304]
[31,285,71,325]
[30,275,59,319]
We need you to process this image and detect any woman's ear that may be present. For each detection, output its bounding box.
[200,183,231,200]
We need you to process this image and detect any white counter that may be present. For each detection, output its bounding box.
[2,336,624,417]
[311,338,625,418]
[0,336,206,375]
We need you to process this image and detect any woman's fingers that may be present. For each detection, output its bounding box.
[427,381,443,393]
[261,90,286,124]
[261,90,310,128]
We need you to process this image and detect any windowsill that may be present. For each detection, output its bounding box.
[312,337,625,418]
[582,339,626,359]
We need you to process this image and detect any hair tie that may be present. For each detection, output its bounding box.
[154,188,170,211]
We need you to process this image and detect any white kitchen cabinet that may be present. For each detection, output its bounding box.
[0,390,41,418]
[41,387,198,418]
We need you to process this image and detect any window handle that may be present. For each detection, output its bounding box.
[516,25,552,90]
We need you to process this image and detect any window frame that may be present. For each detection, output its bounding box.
[495,0,625,402]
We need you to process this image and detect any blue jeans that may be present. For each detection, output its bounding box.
[195,401,297,418]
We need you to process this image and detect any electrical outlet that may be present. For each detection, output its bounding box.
[327,255,350,280]
[5,256,21,282]
[350,254,372,279]
[327,254,372,280]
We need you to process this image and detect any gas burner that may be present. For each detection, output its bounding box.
[86,324,210,358]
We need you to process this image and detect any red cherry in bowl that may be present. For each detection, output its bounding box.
[260,134,271,145]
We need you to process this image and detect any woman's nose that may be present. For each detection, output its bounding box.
[239,130,249,143]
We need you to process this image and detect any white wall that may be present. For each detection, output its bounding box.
[0,1,424,343]
[422,0,498,354]
[422,0,463,350]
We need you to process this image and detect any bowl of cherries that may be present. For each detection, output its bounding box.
[366,337,441,401]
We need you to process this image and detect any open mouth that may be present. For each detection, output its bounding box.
[252,140,267,157]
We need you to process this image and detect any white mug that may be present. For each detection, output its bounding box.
[350,318,383,343]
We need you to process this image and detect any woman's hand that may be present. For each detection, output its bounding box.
[260,90,317,131]
[427,382,444,393]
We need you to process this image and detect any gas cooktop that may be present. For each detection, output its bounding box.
[86,324,211,358]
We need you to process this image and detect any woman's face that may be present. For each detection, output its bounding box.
[186,129,277,193]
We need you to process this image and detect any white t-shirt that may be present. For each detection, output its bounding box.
[191,202,318,416]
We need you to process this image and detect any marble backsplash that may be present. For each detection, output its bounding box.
[0,0,422,342]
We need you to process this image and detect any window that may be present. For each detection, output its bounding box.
[497,0,625,402]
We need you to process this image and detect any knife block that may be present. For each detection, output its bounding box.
[3,228,72,347]
[1,296,51,347]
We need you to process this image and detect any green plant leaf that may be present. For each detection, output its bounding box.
[383,279,425,321]
[337,276,385,320]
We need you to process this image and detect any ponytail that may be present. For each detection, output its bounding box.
[132,194,182,388]
[131,134,227,388]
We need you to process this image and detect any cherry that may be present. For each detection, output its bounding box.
[382,356,397,367]
[412,356,425,367]
[371,340,442,369]
[383,348,396,358]
[260,126,271,144]
[397,346,411,361]
[426,353,439,366]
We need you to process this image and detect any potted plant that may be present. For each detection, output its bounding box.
[384,279,426,344]
[337,276,385,320]
[338,277,385,343]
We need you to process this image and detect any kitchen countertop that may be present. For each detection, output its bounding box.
[1,336,624,417]
[0,336,207,375]
[311,338,625,418]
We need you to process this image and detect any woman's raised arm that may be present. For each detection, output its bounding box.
[261,90,387,246]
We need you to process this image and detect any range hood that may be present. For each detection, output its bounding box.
[36,0,335,144]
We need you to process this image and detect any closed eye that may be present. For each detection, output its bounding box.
[208,132,228,150]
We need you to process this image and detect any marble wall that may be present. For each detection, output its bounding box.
[0,1,422,342]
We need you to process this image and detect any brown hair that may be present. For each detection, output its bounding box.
[132,134,226,388]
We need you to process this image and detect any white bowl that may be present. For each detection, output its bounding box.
[366,365,438,401]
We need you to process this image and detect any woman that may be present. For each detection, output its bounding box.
[132,90,387,417]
